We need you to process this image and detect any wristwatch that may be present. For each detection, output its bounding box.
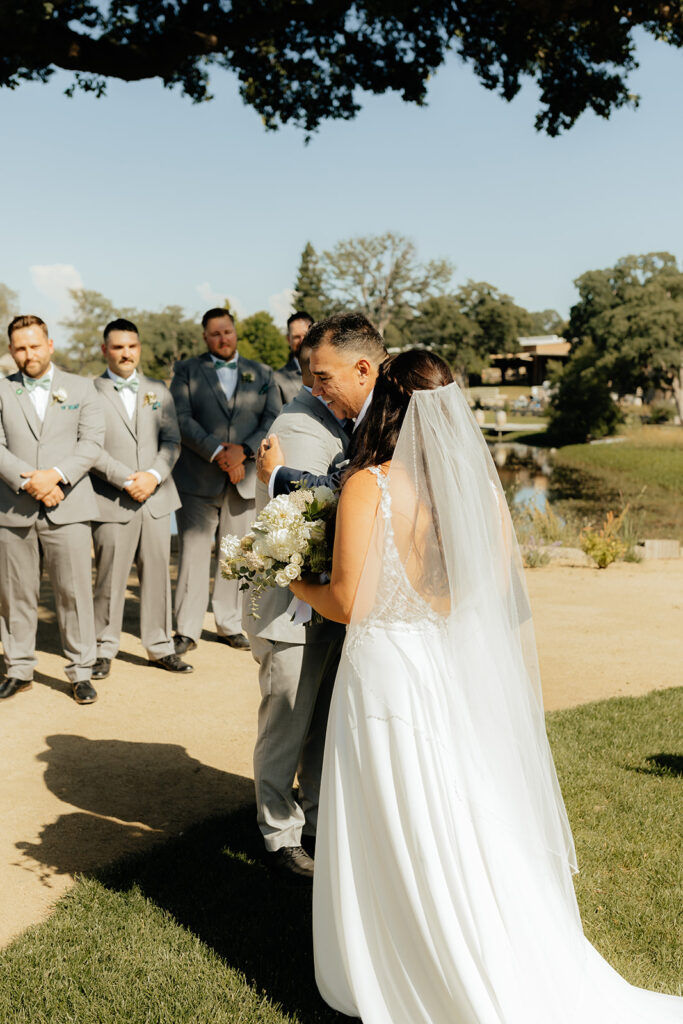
[241,443,254,461]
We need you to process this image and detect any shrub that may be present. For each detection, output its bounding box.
[581,510,628,568]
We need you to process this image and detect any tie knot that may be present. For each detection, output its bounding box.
[214,358,238,370]
[114,378,139,392]
[25,376,51,392]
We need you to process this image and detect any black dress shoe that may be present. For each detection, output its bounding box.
[92,657,111,680]
[216,633,251,651]
[72,680,98,704]
[173,633,197,655]
[0,677,32,700]
[268,845,314,882]
[149,653,194,673]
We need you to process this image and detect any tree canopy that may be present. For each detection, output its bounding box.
[3,3,682,134]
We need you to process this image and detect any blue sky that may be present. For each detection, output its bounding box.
[1,30,682,344]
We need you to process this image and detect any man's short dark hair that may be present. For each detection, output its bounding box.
[306,312,387,365]
[103,318,139,342]
[201,307,234,329]
[8,314,48,341]
[287,311,314,332]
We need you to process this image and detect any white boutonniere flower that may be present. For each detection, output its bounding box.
[144,391,158,406]
[52,388,68,404]
[241,371,255,384]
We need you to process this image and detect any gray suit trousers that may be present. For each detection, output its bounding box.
[250,632,343,851]
[92,510,174,660]
[175,484,254,639]
[0,518,96,682]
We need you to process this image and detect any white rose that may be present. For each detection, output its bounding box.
[313,485,336,505]
[284,563,301,580]
[274,570,289,587]
[289,552,304,566]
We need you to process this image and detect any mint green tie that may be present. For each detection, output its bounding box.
[24,376,50,392]
[214,359,238,370]
[114,378,139,392]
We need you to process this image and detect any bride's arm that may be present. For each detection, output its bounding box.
[289,469,380,624]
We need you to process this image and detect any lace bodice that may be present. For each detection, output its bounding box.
[357,467,444,632]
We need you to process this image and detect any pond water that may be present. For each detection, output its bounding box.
[489,442,554,512]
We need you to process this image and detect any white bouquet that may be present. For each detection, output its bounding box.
[220,486,338,617]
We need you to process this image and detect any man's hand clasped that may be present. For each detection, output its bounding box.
[21,468,64,505]
[124,470,159,503]
[256,434,284,485]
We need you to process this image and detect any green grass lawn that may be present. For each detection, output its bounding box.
[551,426,683,540]
[1,688,681,1022]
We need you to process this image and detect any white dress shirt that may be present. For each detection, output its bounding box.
[210,352,239,463]
[20,364,65,488]
[106,367,161,486]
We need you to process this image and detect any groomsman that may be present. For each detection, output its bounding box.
[90,319,192,680]
[274,311,313,404]
[0,315,104,704]
[170,308,281,653]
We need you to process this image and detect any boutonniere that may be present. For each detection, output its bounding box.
[144,391,158,407]
[52,388,68,405]
[15,387,23,395]
[241,371,255,384]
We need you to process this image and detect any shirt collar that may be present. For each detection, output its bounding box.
[210,352,239,368]
[107,368,139,385]
[353,390,373,432]
[23,363,53,386]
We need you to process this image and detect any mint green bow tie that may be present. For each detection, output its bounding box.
[114,378,139,392]
[24,376,51,392]
[214,359,238,370]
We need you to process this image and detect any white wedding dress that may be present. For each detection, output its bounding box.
[312,385,682,1024]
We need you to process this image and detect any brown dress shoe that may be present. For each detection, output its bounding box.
[268,845,314,882]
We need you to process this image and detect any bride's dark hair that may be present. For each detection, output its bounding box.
[345,348,454,478]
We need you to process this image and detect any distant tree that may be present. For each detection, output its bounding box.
[455,282,532,355]
[236,311,289,369]
[567,252,683,422]
[293,243,331,322]
[546,340,622,445]
[61,289,118,373]
[0,283,20,354]
[3,4,681,136]
[527,309,567,336]
[61,290,203,379]
[322,232,453,336]
[410,295,483,386]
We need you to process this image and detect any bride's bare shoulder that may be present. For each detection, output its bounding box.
[339,466,383,506]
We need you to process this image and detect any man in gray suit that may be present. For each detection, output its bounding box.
[90,318,192,681]
[171,308,281,653]
[245,339,349,879]
[0,315,104,704]
[273,311,313,405]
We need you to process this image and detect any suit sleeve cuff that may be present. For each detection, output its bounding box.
[210,445,223,463]
[147,468,162,484]
[52,466,67,483]
[267,466,282,500]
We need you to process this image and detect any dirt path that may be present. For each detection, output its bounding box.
[1,560,681,947]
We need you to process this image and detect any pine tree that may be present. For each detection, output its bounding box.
[293,243,330,322]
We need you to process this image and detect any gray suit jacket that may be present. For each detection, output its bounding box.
[0,368,104,527]
[170,352,281,501]
[91,373,181,523]
[274,356,302,405]
[243,386,349,644]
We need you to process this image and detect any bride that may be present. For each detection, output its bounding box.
[289,348,682,1024]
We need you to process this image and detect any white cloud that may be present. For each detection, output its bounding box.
[268,288,295,329]
[30,263,84,323]
[195,282,247,320]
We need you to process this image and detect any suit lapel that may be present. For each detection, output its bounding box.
[99,372,138,439]
[12,374,42,440]
[199,353,232,420]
